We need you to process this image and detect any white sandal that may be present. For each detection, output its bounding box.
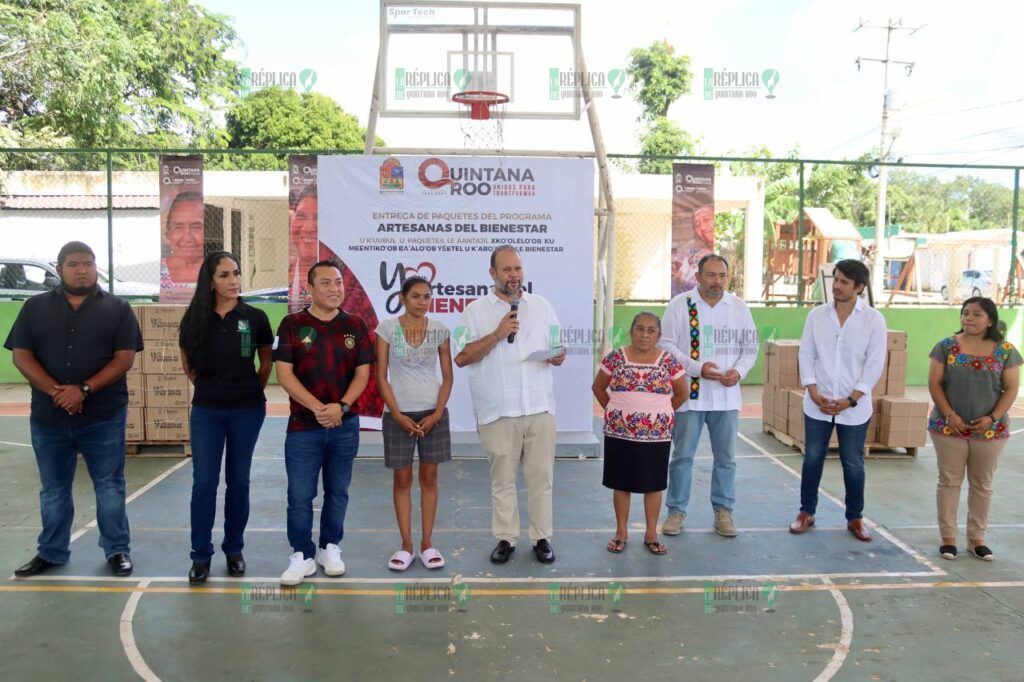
[419,547,445,569]
[388,550,415,572]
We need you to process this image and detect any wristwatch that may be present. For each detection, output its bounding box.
[80,383,92,398]
[846,395,858,408]
[339,401,351,414]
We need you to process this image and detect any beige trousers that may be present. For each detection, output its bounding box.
[930,433,1007,541]
[477,412,556,545]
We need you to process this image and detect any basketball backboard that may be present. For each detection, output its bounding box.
[378,0,583,119]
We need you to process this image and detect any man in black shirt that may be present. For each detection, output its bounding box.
[4,242,144,577]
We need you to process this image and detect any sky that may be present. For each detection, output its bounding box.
[199,0,1024,183]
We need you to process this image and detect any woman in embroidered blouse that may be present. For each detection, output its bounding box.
[593,312,688,555]
[928,297,1021,562]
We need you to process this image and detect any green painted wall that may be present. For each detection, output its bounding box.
[3,300,1023,387]
[614,304,1024,386]
[0,301,292,385]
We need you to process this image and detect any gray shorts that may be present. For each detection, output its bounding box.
[382,408,452,469]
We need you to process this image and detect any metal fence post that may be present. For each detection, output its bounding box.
[1011,168,1020,303]
[106,149,114,293]
[797,162,805,306]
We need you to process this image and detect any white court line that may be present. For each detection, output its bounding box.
[884,523,1024,530]
[0,439,32,448]
[9,458,192,580]
[738,433,946,576]
[13,570,944,585]
[98,525,859,534]
[66,458,191,545]
[119,579,160,682]
[814,576,853,682]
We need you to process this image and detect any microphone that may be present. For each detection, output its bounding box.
[507,298,520,343]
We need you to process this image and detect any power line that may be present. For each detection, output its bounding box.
[904,97,1024,120]
[818,124,880,156]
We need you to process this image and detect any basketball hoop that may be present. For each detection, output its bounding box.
[452,91,509,120]
[453,90,508,153]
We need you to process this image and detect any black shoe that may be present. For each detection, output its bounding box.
[939,545,957,560]
[14,555,59,577]
[533,539,556,564]
[108,553,133,577]
[969,544,994,561]
[189,562,210,585]
[226,554,246,577]
[490,540,515,564]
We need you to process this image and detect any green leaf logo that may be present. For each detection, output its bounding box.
[608,68,625,97]
[299,68,317,93]
[239,67,252,96]
[762,69,780,98]
[453,69,472,92]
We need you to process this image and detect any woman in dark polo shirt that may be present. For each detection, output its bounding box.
[179,251,273,584]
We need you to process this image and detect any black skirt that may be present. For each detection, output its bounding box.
[602,436,671,493]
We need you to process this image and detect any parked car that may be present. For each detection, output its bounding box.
[0,257,159,300]
[240,286,288,304]
[940,269,995,302]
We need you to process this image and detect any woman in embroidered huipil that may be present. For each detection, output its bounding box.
[592,312,689,555]
[928,297,1021,562]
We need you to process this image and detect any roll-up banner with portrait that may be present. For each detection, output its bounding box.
[159,155,204,303]
[671,163,715,297]
[288,155,319,314]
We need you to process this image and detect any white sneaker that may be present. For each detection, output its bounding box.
[316,543,346,577]
[281,552,316,586]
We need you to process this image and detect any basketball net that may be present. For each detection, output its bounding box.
[454,92,507,157]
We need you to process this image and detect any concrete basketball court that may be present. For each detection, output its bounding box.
[0,392,1022,680]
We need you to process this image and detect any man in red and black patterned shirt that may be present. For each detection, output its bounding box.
[273,260,373,586]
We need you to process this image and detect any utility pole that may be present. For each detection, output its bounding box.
[855,18,921,301]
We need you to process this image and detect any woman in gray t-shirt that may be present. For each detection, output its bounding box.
[375,276,453,572]
[928,297,1021,562]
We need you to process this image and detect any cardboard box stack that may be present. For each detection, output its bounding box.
[761,330,925,453]
[129,305,191,444]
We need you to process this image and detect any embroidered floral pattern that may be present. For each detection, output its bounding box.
[941,338,1013,373]
[600,348,685,442]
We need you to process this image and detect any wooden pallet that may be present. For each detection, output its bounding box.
[762,425,918,458]
[126,440,191,457]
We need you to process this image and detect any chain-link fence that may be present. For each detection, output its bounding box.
[1,148,1020,307]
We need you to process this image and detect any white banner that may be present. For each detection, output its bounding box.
[319,155,595,433]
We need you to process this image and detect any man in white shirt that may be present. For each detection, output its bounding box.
[455,246,565,565]
[789,259,886,542]
[658,255,758,538]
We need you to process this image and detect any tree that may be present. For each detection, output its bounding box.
[626,41,696,174]
[626,42,693,120]
[210,88,381,170]
[1,0,239,157]
[636,118,700,174]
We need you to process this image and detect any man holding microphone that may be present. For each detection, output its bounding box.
[456,245,565,565]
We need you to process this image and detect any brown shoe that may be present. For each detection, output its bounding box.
[847,519,872,542]
[788,512,815,534]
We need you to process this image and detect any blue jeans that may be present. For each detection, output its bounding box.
[285,417,359,559]
[189,405,266,562]
[666,410,738,514]
[801,415,869,521]
[29,411,130,563]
